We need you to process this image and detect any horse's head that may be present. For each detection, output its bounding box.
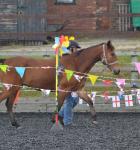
[100,41,120,75]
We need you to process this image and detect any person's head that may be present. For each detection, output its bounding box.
[67,40,81,53]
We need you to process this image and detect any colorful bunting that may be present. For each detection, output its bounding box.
[41,89,51,96]
[3,83,12,90]
[103,80,113,86]
[135,63,140,74]
[65,69,74,81]
[74,74,84,82]
[124,95,133,107]
[0,64,8,73]
[15,67,25,78]
[112,96,120,108]
[116,79,125,86]
[88,75,98,85]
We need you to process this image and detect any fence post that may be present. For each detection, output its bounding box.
[131,51,138,87]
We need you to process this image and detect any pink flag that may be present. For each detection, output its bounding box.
[135,63,140,74]
[116,79,125,86]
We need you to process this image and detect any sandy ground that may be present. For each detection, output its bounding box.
[0,113,140,150]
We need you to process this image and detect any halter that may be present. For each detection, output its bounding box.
[101,44,118,67]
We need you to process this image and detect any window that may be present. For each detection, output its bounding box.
[56,0,75,4]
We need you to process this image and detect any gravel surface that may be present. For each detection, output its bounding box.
[0,113,140,150]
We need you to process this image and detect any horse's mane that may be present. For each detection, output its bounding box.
[74,43,105,56]
[62,43,107,58]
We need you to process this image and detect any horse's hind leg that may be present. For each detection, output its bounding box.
[77,89,97,124]
[5,89,20,128]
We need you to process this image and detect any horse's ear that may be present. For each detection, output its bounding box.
[107,40,114,50]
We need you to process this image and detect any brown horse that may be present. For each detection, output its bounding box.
[0,41,120,128]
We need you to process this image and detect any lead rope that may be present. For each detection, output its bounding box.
[100,44,108,75]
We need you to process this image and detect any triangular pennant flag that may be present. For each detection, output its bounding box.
[0,64,8,73]
[74,74,84,82]
[65,69,74,81]
[116,79,125,86]
[88,75,98,85]
[135,63,140,74]
[102,80,113,86]
[41,89,51,96]
[15,67,25,78]
[3,83,12,90]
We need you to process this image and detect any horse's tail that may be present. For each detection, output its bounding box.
[0,58,6,64]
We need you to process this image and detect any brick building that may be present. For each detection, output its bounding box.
[47,0,140,36]
[0,0,139,42]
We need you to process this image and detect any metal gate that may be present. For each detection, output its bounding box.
[0,0,47,42]
[118,4,131,32]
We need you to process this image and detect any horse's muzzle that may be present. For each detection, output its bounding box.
[113,69,120,75]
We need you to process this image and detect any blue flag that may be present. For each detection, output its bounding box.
[15,67,25,78]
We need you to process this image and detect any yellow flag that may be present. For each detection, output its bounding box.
[65,69,74,81]
[69,36,75,41]
[0,65,8,73]
[88,75,98,85]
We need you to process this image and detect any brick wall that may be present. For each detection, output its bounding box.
[111,0,130,32]
[47,0,133,35]
[47,0,111,35]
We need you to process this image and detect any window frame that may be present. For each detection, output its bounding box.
[55,0,76,5]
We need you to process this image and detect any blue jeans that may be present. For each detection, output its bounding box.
[59,94,79,125]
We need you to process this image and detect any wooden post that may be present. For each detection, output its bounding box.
[131,51,138,87]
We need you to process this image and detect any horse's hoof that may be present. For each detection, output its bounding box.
[93,121,98,125]
[12,122,20,128]
[16,125,22,130]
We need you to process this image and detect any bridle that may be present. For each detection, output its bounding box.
[101,43,118,67]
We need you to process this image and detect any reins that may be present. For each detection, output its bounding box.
[100,43,118,74]
[101,44,118,67]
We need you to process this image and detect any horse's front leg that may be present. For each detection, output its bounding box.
[77,89,98,124]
